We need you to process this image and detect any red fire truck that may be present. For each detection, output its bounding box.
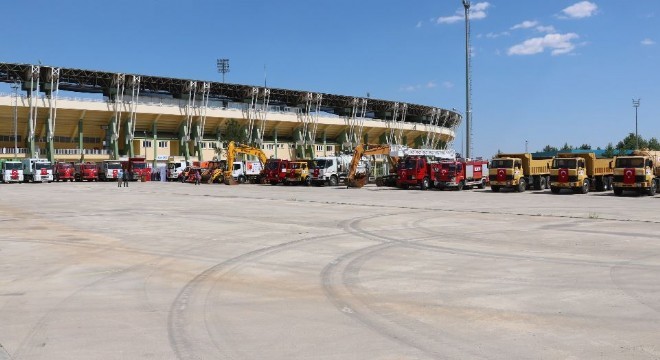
[433,159,489,190]
[74,162,99,182]
[54,162,75,182]
[121,157,152,181]
[261,159,289,185]
[396,156,436,190]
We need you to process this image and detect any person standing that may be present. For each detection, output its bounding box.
[195,170,201,185]
[123,167,130,187]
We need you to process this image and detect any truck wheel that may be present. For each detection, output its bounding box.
[539,177,547,190]
[421,177,430,190]
[516,180,526,192]
[456,180,464,191]
[533,177,541,190]
[477,178,486,189]
[491,185,500,192]
[238,175,246,184]
[613,187,623,196]
[545,176,551,189]
[580,179,589,194]
[305,177,311,186]
[648,181,657,196]
[328,175,338,187]
[270,181,277,186]
[551,186,560,194]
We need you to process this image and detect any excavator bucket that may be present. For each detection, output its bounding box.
[347,173,368,188]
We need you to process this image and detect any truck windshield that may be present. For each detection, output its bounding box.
[490,159,513,168]
[83,165,96,170]
[404,158,418,169]
[233,163,241,170]
[314,159,332,168]
[616,157,644,168]
[441,163,456,171]
[265,161,279,170]
[552,159,577,169]
[35,163,51,170]
[132,163,147,169]
[4,162,22,170]
[106,163,122,169]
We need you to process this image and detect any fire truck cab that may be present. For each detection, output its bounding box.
[434,159,488,190]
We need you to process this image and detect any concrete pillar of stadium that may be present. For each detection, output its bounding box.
[124,118,135,158]
[27,117,36,158]
[322,130,326,156]
[192,123,203,162]
[45,119,55,163]
[78,118,84,161]
[152,122,158,168]
[178,124,190,163]
[273,128,278,159]
[108,117,119,160]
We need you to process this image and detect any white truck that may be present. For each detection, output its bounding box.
[98,160,123,181]
[244,161,263,184]
[1,160,24,183]
[22,158,53,183]
[167,157,189,181]
[310,155,352,186]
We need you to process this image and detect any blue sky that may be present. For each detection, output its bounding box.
[1,0,658,157]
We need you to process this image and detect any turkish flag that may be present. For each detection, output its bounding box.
[558,169,569,183]
[496,169,506,182]
[623,168,636,184]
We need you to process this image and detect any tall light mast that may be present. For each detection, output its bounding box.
[462,0,472,158]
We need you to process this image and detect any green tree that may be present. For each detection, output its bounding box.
[616,132,648,150]
[648,137,660,150]
[579,144,591,150]
[603,142,615,158]
[560,142,573,151]
[542,145,558,152]
[223,120,249,145]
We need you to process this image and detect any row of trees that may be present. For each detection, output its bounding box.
[540,133,660,156]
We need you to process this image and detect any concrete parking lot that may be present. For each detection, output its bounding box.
[1,182,659,359]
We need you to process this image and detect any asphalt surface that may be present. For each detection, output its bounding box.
[1,181,659,360]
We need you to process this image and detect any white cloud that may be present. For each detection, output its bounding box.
[508,33,579,56]
[442,81,454,89]
[641,38,655,46]
[485,31,510,39]
[416,21,423,29]
[400,81,441,92]
[562,1,598,19]
[511,20,538,30]
[426,81,437,89]
[536,25,556,33]
[437,2,490,24]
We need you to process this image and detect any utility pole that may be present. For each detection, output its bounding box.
[632,98,640,150]
[463,0,472,159]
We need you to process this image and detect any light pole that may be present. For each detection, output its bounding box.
[463,0,472,159]
[632,98,640,150]
[217,59,230,83]
[10,80,20,157]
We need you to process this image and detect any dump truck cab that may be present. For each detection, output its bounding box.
[489,153,551,192]
[612,154,659,196]
[549,153,613,194]
[285,161,311,186]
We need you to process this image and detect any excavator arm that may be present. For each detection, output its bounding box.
[223,141,268,185]
[347,144,391,188]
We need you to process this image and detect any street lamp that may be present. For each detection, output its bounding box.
[632,98,640,150]
[10,80,20,157]
[217,59,230,83]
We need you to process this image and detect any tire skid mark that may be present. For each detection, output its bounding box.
[167,231,347,360]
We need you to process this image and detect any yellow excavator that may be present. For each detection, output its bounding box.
[346,144,398,188]
[224,141,268,185]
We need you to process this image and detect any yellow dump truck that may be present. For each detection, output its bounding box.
[612,150,660,196]
[550,153,614,194]
[489,153,552,192]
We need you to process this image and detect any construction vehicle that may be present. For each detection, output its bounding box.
[488,153,552,192]
[434,158,489,190]
[346,144,395,188]
[0,159,24,183]
[54,161,75,182]
[74,162,99,182]
[121,157,151,181]
[612,150,660,196]
[245,161,263,183]
[22,158,53,183]
[395,147,456,190]
[284,161,312,186]
[167,157,189,182]
[223,141,268,185]
[98,160,122,181]
[550,153,614,194]
[261,159,289,185]
[310,154,352,186]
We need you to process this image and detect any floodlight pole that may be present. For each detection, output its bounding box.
[463,0,472,159]
[217,58,230,83]
[632,98,640,150]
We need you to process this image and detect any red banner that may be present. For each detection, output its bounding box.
[496,169,506,182]
[558,169,569,183]
[623,168,636,184]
